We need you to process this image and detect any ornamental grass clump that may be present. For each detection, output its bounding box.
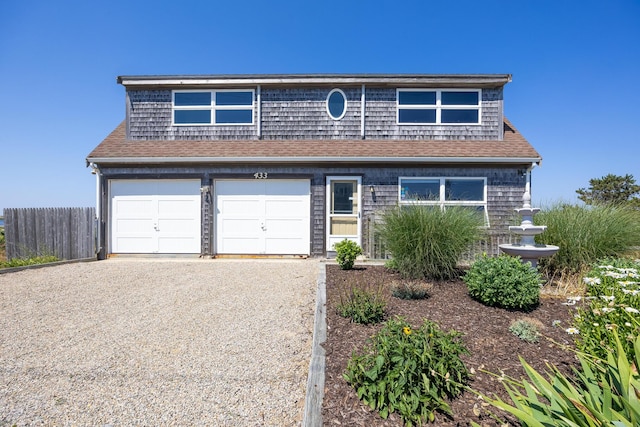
[336,286,386,324]
[390,280,433,300]
[472,331,640,427]
[377,205,483,280]
[535,203,640,276]
[571,257,640,361]
[464,254,542,310]
[344,316,469,425]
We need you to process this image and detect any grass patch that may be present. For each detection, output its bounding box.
[0,255,59,269]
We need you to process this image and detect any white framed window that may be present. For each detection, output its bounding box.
[397,89,481,125]
[398,177,489,225]
[326,88,347,120]
[172,89,254,125]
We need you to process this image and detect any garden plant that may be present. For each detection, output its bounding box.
[571,257,640,361]
[336,286,386,324]
[535,203,640,276]
[333,238,363,270]
[464,254,542,310]
[344,316,469,425]
[377,205,483,280]
[473,332,640,427]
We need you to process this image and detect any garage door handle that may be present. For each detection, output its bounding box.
[154,225,159,231]
[261,224,267,231]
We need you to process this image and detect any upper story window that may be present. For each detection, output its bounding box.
[173,90,254,125]
[399,177,488,225]
[397,89,481,125]
[326,89,347,120]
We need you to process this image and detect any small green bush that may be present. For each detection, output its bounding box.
[377,205,483,280]
[464,254,541,310]
[390,280,433,300]
[473,332,640,427]
[572,257,640,361]
[535,203,640,276]
[509,318,541,343]
[336,287,386,324]
[333,239,363,270]
[344,317,469,425]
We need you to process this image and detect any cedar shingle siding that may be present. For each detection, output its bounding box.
[125,86,503,141]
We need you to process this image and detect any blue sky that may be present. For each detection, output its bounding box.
[1,0,639,213]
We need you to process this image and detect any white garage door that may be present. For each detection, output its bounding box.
[111,180,201,254]
[216,179,310,255]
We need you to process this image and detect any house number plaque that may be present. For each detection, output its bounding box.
[253,172,268,179]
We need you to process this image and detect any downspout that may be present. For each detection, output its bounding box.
[89,162,102,257]
[257,85,262,139]
[360,84,365,139]
[526,162,536,202]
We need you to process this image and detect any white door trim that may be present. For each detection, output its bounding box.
[326,176,362,251]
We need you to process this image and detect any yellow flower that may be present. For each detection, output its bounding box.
[403,326,412,336]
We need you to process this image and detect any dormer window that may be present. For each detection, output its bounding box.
[397,89,481,125]
[173,90,254,125]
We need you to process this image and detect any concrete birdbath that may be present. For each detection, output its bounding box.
[499,189,559,267]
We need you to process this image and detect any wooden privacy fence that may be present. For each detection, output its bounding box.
[4,207,95,261]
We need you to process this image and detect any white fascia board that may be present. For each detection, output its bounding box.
[118,74,512,88]
[88,156,541,165]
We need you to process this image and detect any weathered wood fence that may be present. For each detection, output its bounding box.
[4,207,95,260]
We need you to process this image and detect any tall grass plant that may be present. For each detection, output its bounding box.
[535,203,640,276]
[377,205,483,280]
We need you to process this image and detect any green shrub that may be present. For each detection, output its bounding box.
[390,280,433,300]
[472,331,640,427]
[464,254,541,310]
[336,287,386,324]
[509,318,541,343]
[344,317,469,425]
[377,205,483,280]
[535,203,640,276]
[571,257,640,361]
[333,239,363,270]
[0,255,59,269]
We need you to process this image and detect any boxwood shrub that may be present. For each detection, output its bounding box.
[464,254,542,310]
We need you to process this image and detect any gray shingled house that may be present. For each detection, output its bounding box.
[86,74,541,259]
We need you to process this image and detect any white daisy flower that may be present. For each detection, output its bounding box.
[565,327,580,335]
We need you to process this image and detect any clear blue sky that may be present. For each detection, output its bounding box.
[1,0,639,213]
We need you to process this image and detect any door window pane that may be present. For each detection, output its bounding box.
[331,182,355,214]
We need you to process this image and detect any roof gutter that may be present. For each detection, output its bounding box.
[87,155,541,165]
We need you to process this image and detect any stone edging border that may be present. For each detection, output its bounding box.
[302,261,327,426]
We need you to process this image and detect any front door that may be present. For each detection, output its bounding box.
[326,176,361,251]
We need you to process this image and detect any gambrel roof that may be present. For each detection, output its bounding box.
[87,118,541,165]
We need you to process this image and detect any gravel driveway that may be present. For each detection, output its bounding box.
[0,258,318,426]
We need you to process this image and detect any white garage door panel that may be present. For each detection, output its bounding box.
[111,180,201,254]
[115,237,155,253]
[216,180,310,255]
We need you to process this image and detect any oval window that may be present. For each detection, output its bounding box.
[326,89,347,120]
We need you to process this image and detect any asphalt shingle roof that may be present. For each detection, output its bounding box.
[87,118,541,164]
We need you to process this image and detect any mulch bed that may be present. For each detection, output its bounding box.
[322,264,581,426]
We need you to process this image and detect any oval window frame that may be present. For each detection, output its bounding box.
[326,88,347,120]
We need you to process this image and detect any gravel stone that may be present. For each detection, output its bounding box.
[0,258,318,426]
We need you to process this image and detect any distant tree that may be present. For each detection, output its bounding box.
[576,174,640,207]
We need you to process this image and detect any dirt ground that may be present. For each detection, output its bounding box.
[322,264,580,426]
